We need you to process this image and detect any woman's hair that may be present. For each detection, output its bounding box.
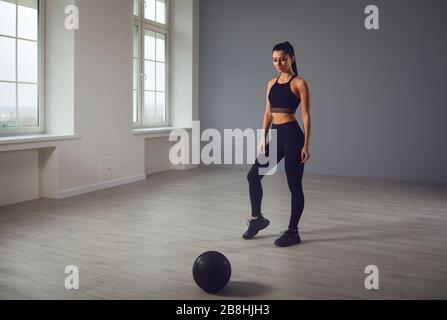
[272,41,298,76]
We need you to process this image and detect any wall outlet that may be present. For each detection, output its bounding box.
[100,158,113,182]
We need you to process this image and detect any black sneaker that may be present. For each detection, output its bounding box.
[242,216,270,240]
[274,229,301,247]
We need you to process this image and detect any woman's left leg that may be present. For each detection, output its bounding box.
[283,122,305,230]
[284,145,305,231]
[274,122,305,247]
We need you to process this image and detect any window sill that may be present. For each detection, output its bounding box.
[132,127,192,138]
[0,134,80,152]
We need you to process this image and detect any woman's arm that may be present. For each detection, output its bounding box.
[262,79,275,140]
[297,78,311,148]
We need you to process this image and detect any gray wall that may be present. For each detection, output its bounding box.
[199,0,447,184]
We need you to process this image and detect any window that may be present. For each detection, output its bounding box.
[133,0,169,128]
[0,0,42,135]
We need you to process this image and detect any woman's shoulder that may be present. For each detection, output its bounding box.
[291,76,308,90]
[268,77,278,84]
[292,75,306,84]
[267,77,278,89]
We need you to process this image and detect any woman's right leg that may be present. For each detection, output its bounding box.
[243,135,285,240]
[247,142,285,218]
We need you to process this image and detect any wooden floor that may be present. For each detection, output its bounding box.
[1,167,447,300]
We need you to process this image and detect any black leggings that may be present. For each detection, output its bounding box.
[247,120,305,230]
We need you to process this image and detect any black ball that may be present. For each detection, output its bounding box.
[193,251,232,293]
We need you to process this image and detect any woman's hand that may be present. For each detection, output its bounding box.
[259,138,266,154]
[301,145,310,164]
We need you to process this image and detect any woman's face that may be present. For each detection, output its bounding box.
[272,50,294,73]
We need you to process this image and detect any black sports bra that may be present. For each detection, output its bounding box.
[268,75,301,114]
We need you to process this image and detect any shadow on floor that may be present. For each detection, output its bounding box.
[300,234,377,244]
[252,234,277,240]
[215,281,274,298]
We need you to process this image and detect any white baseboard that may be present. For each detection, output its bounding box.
[58,174,147,199]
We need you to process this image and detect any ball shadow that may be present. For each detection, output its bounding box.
[215,281,274,298]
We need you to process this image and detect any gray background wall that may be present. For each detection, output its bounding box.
[199,0,447,184]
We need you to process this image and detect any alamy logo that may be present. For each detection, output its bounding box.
[364,5,380,30]
[65,5,79,30]
[169,121,279,176]
[364,265,379,290]
[64,265,79,290]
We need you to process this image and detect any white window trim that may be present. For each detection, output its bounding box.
[0,0,45,136]
[133,0,170,129]
[0,134,79,148]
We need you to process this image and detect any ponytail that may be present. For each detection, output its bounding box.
[292,59,298,76]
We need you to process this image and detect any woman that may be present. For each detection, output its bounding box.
[243,41,311,247]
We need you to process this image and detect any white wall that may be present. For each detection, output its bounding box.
[45,0,75,135]
[171,0,200,126]
[63,0,144,193]
[0,150,39,207]
[0,0,199,207]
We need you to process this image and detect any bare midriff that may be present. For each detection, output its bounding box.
[272,113,297,125]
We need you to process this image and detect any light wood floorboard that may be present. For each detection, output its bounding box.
[1,168,446,299]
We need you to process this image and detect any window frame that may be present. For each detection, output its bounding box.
[133,0,170,129]
[0,0,45,136]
